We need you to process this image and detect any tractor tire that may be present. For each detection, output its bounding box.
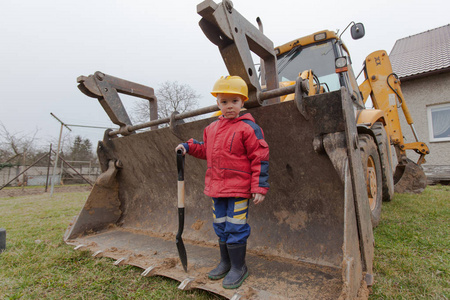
[372,122,395,202]
[359,134,383,228]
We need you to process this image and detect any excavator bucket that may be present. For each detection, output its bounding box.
[394,158,428,194]
[65,74,374,299]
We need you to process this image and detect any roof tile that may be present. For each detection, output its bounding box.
[389,24,450,78]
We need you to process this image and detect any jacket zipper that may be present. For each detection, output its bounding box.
[229,132,236,152]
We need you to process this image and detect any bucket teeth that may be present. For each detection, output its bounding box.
[230,293,242,300]
[92,250,103,257]
[177,278,195,291]
[74,244,85,250]
[141,266,157,277]
[113,257,127,266]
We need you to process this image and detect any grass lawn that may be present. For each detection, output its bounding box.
[371,185,449,299]
[0,185,448,299]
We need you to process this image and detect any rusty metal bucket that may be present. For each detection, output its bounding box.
[65,90,373,299]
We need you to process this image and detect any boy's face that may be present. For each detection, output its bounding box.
[216,93,245,119]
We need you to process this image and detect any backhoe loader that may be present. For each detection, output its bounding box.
[65,0,428,299]
[268,34,429,227]
[264,33,429,228]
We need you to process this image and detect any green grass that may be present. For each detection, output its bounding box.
[0,186,448,299]
[0,190,219,300]
[371,185,449,299]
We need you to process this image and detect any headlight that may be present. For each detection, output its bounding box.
[314,32,327,41]
[335,57,347,68]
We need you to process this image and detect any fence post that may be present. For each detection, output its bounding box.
[45,144,52,192]
[0,228,6,253]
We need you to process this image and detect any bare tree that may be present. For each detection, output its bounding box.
[0,122,39,165]
[131,81,201,124]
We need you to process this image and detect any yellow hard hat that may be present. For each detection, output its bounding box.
[211,76,249,101]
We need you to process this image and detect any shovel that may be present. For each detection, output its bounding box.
[176,149,188,272]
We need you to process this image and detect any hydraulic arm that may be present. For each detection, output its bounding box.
[360,50,430,165]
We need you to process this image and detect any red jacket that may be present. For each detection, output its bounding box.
[184,113,269,198]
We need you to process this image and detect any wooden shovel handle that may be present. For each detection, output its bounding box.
[177,150,185,209]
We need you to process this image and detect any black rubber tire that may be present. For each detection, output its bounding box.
[359,134,383,228]
[372,122,395,202]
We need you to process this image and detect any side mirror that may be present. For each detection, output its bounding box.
[351,23,365,40]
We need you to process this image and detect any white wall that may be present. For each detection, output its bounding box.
[398,72,450,166]
[0,166,100,187]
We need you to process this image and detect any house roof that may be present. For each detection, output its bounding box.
[389,24,450,80]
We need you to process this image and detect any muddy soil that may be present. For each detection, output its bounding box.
[0,185,92,198]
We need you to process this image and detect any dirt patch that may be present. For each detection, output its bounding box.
[356,279,370,299]
[162,257,178,268]
[273,209,308,231]
[0,185,92,198]
[191,219,205,231]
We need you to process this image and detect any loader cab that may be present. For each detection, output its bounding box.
[277,38,341,92]
[275,24,365,106]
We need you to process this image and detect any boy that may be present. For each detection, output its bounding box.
[175,75,269,289]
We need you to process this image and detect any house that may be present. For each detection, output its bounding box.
[389,24,450,184]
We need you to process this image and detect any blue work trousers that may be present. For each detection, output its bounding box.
[212,197,251,244]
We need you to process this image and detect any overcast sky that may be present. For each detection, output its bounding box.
[1,0,448,150]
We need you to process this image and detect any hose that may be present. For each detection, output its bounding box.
[387,73,403,107]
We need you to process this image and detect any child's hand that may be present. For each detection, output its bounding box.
[175,144,186,155]
[252,193,265,205]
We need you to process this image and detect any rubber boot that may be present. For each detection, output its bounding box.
[208,240,231,280]
[222,243,248,289]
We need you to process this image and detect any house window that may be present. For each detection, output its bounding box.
[427,103,450,142]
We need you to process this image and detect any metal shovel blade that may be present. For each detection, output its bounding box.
[176,207,188,272]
